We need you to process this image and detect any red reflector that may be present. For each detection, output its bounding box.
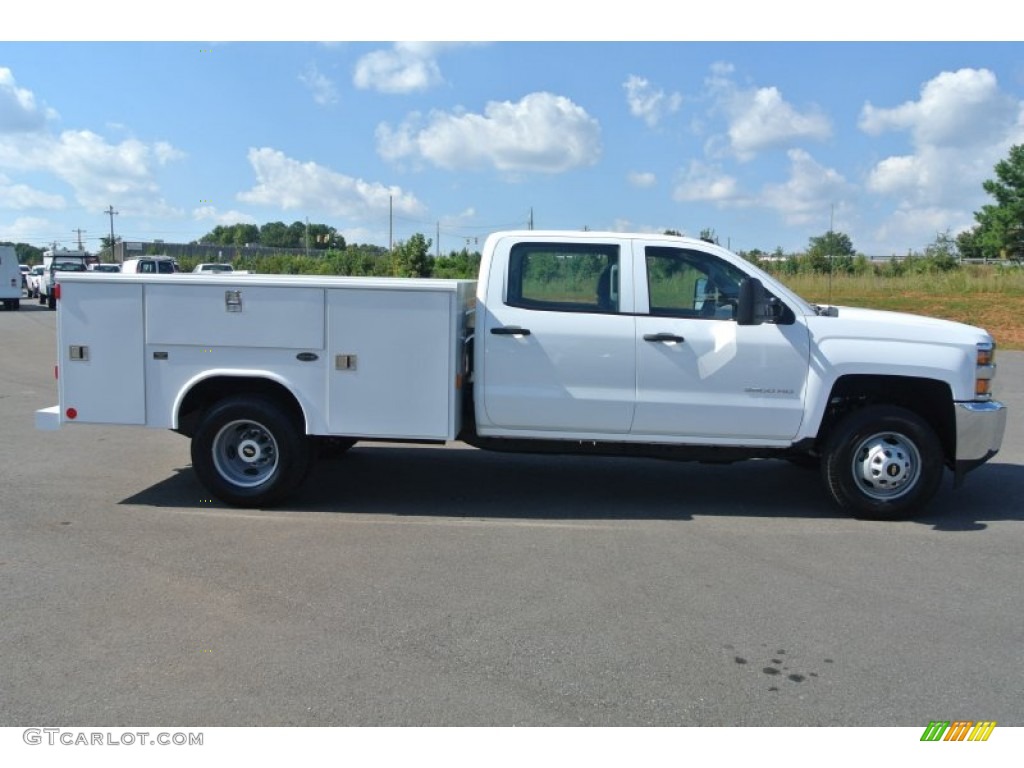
[66,408,77,420]
[54,365,59,380]
[54,283,61,300]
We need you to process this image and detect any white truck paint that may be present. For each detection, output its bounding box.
[0,245,21,310]
[36,230,1007,519]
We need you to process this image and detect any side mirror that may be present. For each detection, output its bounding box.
[736,277,766,326]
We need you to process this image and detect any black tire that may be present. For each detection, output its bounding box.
[821,405,944,520]
[47,294,55,310]
[190,395,312,508]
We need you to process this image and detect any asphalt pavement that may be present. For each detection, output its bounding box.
[2,301,1022,726]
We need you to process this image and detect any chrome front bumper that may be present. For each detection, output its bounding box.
[953,400,1007,484]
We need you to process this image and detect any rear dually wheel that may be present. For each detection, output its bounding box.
[191,395,311,507]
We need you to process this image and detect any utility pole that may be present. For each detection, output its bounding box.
[828,203,835,305]
[436,221,440,258]
[528,207,534,230]
[72,229,86,251]
[305,217,310,258]
[389,195,393,253]
[104,205,118,262]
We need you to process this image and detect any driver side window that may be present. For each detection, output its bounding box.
[645,247,748,320]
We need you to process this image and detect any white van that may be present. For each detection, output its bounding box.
[121,256,179,274]
[0,245,22,310]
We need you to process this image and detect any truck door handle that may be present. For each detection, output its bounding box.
[643,333,685,343]
[491,326,531,336]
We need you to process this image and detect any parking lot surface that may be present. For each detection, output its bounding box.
[2,303,1022,726]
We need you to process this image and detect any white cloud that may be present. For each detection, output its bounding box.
[760,149,852,226]
[624,75,681,128]
[0,69,185,216]
[611,218,669,235]
[673,161,740,203]
[299,63,338,106]
[860,68,1018,149]
[870,206,974,254]
[192,206,258,225]
[0,68,56,133]
[628,171,657,188]
[377,92,601,174]
[860,68,1024,241]
[353,42,446,94]
[0,128,184,215]
[705,64,831,160]
[0,215,53,242]
[237,147,424,219]
[0,173,65,210]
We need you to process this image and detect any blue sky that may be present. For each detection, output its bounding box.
[2,14,1022,257]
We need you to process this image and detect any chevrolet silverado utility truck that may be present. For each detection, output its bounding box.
[35,230,1007,519]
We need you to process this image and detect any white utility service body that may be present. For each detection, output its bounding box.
[41,274,475,439]
[37,230,1007,519]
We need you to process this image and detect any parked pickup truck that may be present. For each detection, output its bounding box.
[39,255,89,309]
[35,230,1006,519]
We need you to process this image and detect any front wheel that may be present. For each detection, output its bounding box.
[821,405,944,520]
[191,395,312,507]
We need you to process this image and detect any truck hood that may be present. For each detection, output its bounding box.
[807,305,994,346]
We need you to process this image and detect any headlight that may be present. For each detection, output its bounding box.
[975,342,995,400]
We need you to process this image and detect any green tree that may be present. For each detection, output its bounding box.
[433,248,480,279]
[923,229,959,271]
[391,233,432,277]
[806,231,855,273]
[259,221,290,248]
[287,221,307,249]
[231,223,260,246]
[966,144,1024,259]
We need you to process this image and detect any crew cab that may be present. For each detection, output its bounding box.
[35,230,1007,519]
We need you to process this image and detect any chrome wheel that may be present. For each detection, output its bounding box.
[850,431,921,501]
[211,419,279,488]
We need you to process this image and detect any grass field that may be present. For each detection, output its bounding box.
[770,267,1024,350]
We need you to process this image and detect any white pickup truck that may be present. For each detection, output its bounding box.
[35,230,1006,519]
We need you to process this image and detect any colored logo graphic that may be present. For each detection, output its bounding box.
[920,721,996,741]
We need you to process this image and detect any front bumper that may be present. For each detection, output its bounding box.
[953,400,1007,485]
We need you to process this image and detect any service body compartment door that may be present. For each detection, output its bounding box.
[145,284,324,348]
[327,288,454,439]
[141,283,328,431]
[58,281,146,424]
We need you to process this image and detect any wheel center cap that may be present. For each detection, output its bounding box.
[238,440,261,463]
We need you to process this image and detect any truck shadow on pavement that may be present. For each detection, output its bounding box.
[121,445,1024,529]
